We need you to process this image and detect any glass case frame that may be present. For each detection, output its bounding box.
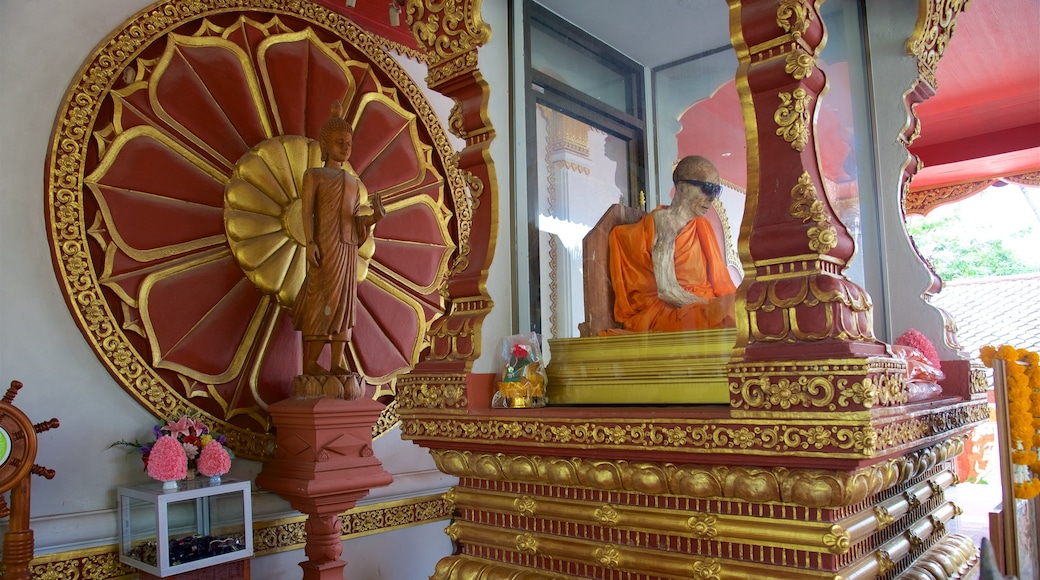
[117,478,253,577]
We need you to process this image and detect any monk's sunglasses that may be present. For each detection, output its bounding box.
[678,179,722,201]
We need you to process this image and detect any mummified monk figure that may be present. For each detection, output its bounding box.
[293,102,385,375]
[608,155,736,332]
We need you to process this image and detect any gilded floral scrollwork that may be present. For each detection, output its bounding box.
[446,521,462,541]
[593,545,621,569]
[775,88,812,152]
[396,377,468,410]
[594,504,620,527]
[876,549,895,575]
[685,514,719,540]
[516,532,539,555]
[784,50,815,80]
[732,360,906,411]
[515,496,537,517]
[776,0,814,39]
[403,0,491,85]
[822,525,850,555]
[429,440,963,509]
[789,172,837,254]
[873,505,894,530]
[907,0,971,88]
[690,559,721,580]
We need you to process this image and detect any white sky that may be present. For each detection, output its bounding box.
[906,184,1040,270]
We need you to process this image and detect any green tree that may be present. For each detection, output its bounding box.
[907,213,1035,280]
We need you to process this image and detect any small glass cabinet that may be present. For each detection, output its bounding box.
[118,478,253,577]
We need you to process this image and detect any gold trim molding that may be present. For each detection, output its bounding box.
[431,437,963,508]
[729,359,908,412]
[24,494,451,579]
[406,403,984,459]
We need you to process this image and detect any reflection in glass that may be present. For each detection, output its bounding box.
[535,104,630,339]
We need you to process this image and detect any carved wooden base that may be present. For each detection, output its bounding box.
[256,396,393,580]
[292,373,365,400]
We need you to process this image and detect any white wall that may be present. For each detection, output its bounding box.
[0,0,513,576]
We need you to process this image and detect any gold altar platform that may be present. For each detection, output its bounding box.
[546,329,736,405]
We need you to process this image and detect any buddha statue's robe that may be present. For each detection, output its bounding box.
[292,168,363,341]
[608,212,737,332]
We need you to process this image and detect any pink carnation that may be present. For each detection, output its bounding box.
[146,435,188,482]
[895,328,941,368]
[196,441,231,477]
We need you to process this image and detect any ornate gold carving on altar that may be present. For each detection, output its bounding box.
[515,495,537,517]
[822,524,851,555]
[743,271,876,343]
[593,544,621,568]
[425,298,494,363]
[445,521,462,541]
[904,489,923,510]
[789,172,838,254]
[594,504,620,527]
[396,374,469,410]
[905,528,923,550]
[970,365,989,395]
[46,1,466,459]
[690,560,722,580]
[516,532,539,555]
[411,415,889,457]
[907,0,971,89]
[685,513,719,539]
[448,484,941,561]
[873,505,895,530]
[776,0,815,39]
[775,88,812,152]
[403,0,491,87]
[876,549,895,575]
[729,358,907,411]
[410,405,984,459]
[430,437,964,508]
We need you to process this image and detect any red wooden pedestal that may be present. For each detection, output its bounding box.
[256,395,393,580]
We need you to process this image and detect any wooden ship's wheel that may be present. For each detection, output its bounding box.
[0,380,59,580]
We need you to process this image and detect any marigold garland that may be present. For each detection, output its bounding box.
[981,344,1040,500]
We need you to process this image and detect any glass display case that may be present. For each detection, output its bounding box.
[118,478,253,577]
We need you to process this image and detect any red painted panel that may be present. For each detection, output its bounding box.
[354,283,416,377]
[373,239,451,289]
[93,135,224,205]
[350,101,411,173]
[154,42,265,164]
[376,201,449,245]
[144,255,265,378]
[96,184,224,253]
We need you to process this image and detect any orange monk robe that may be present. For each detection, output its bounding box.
[608,212,737,332]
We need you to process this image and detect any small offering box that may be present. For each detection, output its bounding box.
[118,478,253,577]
